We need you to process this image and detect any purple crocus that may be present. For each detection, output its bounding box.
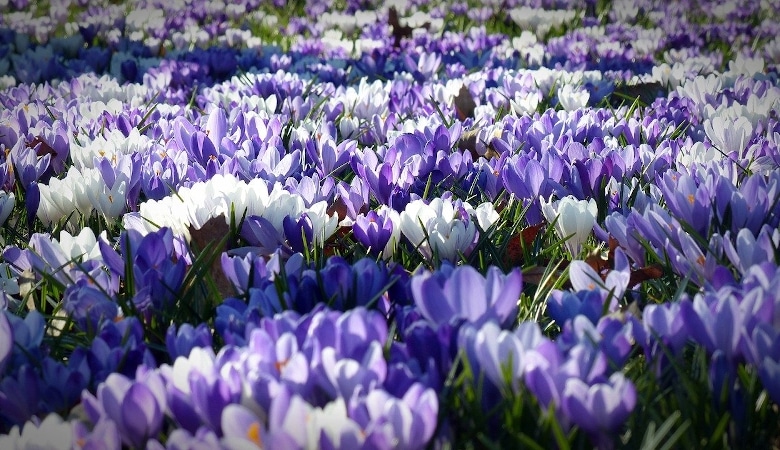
[0,309,11,376]
[166,323,213,361]
[352,207,400,259]
[563,373,637,436]
[349,383,439,449]
[680,292,756,361]
[72,417,121,450]
[759,355,780,405]
[81,366,167,448]
[411,264,522,328]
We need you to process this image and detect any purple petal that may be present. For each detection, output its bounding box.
[0,312,12,375]
[122,383,161,447]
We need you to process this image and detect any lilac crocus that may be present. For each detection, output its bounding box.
[317,340,387,399]
[679,291,762,361]
[166,323,213,361]
[759,356,780,405]
[352,207,400,259]
[72,417,121,450]
[563,373,637,436]
[220,251,271,296]
[0,310,10,375]
[82,366,167,449]
[349,383,439,449]
[411,264,522,328]
[567,247,631,304]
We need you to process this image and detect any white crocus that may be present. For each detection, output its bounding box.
[0,413,73,450]
[0,190,14,227]
[510,90,541,116]
[88,174,128,221]
[541,195,598,256]
[473,202,501,233]
[556,83,590,111]
[400,198,477,262]
[703,114,753,156]
[55,228,105,263]
[305,201,339,247]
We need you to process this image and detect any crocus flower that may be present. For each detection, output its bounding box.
[0,413,74,450]
[82,367,167,449]
[72,417,121,450]
[759,356,780,405]
[352,207,400,259]
[166,323,213,361]
[268,391,366,449]
[220,404,272,449]
[557,83,590,111]
[400,197,477,262]
[410,264,522,328]
[0,310,11,375]
[349,383,439,449]
[0,190,14,227]
[723,226,779,276]
[563,372,637,435]
[541,195,598,256]
[567,247,631,304]
[220,251,271,296]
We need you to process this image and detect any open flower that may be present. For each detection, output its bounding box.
[82,368,167,449]
[411,264,522,328]
[352,206,400,259]
[557,83,590,111]
[400,198,477,262]
[563,372,637,434]
[541,195,598,256]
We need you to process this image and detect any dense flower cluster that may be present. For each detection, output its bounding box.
[1,0,780,448]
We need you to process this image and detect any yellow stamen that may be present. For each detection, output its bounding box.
[247,422,262,447]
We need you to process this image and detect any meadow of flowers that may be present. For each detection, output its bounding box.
[1,0,779,448]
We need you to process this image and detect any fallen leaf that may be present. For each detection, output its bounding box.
[503,222,545,267]
[188,215,234,299]
[453,84,476,121]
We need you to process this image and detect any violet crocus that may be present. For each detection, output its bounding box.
[410,264,522,328]
[679,291,761,362]
[82,367,167,449]
[316,340,387,399]
[759,355,780,405]
[567,247,631,305]
[723,226,779,276]
[352,207,400,259]
[563,373,637,438]
[0,309,11,376]
[166,323,213,361]
[349,383,439,449]
[458,321,526,392]
[63,279,119,334]
[267,390,367,449]
[220,404,275,449]
[72,417,121,450]
[220,251,271,296]
[637,302,690,376]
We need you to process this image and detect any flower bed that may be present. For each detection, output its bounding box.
[1,0,779,448]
